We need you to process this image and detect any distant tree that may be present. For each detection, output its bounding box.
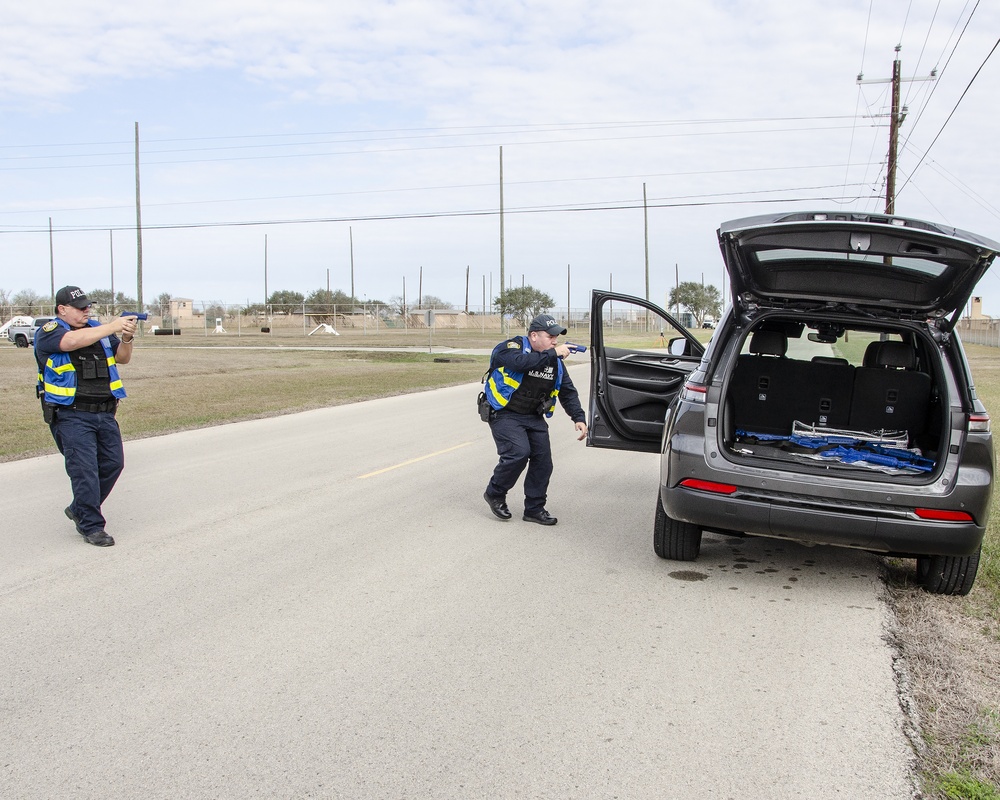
[12,289,45,315]
[203,301,227,323]
[147,291,173,317]
[415,294,452,309]
[387,295,406,316]
[495,286,555,328]
[305,289,356,319]
[267,290,305,314]
[667,282,722,327]
[88,289,137,315]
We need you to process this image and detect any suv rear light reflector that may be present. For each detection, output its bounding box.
[680,478,738,495]
[914,508,974,522]
[680,381,707,403]
[968,413,991,433]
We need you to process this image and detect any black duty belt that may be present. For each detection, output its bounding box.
[70,398,118,413]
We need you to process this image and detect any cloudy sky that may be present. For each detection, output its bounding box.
[2,0,999,314]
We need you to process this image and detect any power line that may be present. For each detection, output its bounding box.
[901,0,980,147]
[0,115,870,154]
[0,187,877,235]
[0,122,865,172]
[898,34,999,197]
[0,161,882,217]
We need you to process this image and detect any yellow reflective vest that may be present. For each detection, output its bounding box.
[37,319,126,406]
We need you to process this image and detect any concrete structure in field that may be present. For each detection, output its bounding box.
[169,298,194,320]
[969,296,989,320]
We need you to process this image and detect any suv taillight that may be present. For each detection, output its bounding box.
[914,508,974,522]
[969,412,991,433]
[680,380,707,404]
[680,478,738,495]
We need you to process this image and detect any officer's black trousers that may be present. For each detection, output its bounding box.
[486,411,553,514]
[50,407,125,535]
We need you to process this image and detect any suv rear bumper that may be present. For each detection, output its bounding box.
[661,484,985,557]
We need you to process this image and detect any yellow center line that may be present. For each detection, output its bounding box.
[357,441,475,479]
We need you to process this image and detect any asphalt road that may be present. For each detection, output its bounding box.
[1,365,915,799]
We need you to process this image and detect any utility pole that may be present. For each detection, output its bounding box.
[566,264,571,328]
[885,55,902,214]
[109,230,115,314]
[499,146,506,338]
[643,182,650,303]
[134,122,143,323]
[857,47,935,214]
[643,182,650,333]
[48,218,55,308]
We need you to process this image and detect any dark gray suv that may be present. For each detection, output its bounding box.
[588,211,998,595]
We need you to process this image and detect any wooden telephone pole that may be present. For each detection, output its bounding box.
[857,47,936,214]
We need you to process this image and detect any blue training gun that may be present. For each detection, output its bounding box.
[119,311,148,320]
[566,343,587,353]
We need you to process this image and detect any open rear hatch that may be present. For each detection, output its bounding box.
[718,212,999,331]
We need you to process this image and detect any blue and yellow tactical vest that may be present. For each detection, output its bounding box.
[37,318,126,406]
[486,336,564,417]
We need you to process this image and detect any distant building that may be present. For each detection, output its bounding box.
[969,296,990,320]
[169,298,194,320]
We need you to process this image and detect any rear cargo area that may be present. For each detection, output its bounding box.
[721,320,946,476]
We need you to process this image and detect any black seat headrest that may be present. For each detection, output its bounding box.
[875,341,916,370]
[748,330,786,357]
[862,341,881,367]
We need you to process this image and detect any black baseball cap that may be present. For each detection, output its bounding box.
[528,314,567,336]
[55,286,91,309]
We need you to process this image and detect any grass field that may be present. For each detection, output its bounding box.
[0,342,492,460]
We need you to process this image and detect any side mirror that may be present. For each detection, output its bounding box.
[668,337,690,356]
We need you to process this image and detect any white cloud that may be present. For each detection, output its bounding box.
[0,0,998,310]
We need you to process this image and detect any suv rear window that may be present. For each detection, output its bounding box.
[754,248,948,277]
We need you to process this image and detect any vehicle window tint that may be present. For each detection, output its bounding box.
[740,325,903,367]
[754,248,948,277]
[601,299,693,354]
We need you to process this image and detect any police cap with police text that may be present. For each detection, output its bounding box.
[55,286,91,309]
[528,314,567,336]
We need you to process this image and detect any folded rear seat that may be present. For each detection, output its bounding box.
[849,341,931,439]
[729,330,798,435]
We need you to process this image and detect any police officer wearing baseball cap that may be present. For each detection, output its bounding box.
[35,286,140,547]
[482,314,588,525]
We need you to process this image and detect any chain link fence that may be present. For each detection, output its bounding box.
[955,318,1000,348]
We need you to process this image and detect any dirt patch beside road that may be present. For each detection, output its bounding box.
[887,564,1000,798]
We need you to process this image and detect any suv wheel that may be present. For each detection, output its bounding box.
[916,546,981,596]
[653,494,702,561]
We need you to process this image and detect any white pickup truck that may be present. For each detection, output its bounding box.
[5,316,55,348]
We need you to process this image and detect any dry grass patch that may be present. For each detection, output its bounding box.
[0,346,488,461]
[885,343,1000,799]
[888,571,1000,798]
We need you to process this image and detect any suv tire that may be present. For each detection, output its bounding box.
[916,546,981,596]
[654,494,702,561]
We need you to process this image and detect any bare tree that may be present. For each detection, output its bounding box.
[12,289,45,315]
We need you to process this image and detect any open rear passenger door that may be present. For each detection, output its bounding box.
[587,290,705,453]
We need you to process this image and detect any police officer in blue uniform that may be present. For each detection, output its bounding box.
[483,314,588,525]
[35,286,139,547]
